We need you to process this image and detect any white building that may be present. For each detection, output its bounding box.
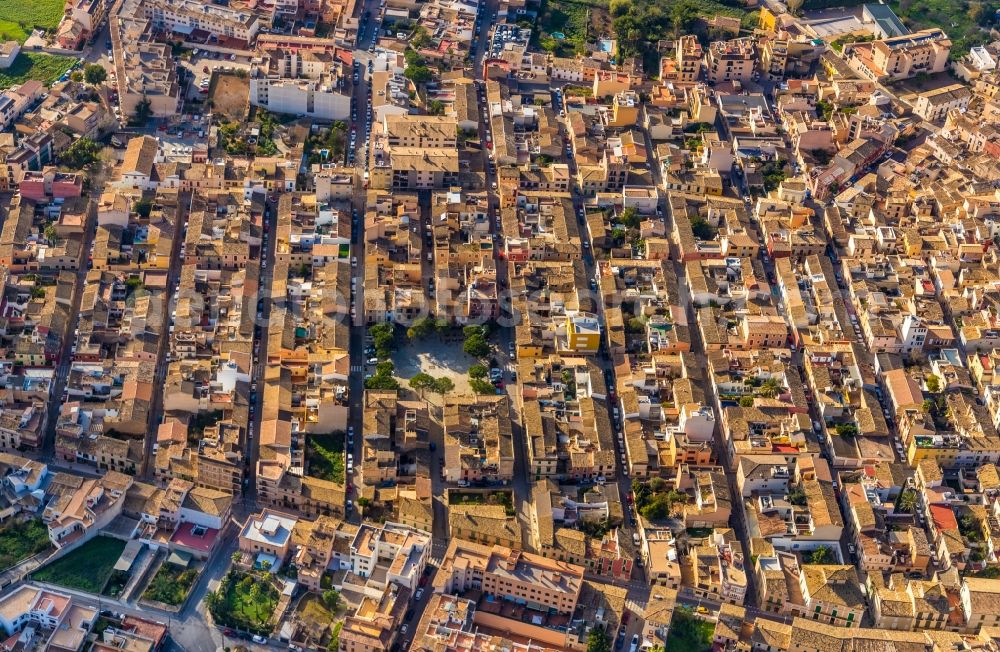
[912,84,972,122]
[349,522,430,590]
[135,0,260,43]
[0,41,20,69]
[969,46,997,72]
[250,50,350,121]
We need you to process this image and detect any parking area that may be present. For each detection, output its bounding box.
[177,51,252,103]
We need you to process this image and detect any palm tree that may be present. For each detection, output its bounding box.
[204,590,220,613]
[897,489,917,514]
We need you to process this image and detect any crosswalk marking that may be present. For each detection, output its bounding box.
[351,365,364,373]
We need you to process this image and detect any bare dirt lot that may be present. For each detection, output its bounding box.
[209,73,250,122]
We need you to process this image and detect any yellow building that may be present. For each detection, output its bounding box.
[561,312,602,354]
[608,91,640,128]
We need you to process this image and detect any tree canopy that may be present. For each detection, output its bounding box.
[61,138,101,169]
[84,64,107,85]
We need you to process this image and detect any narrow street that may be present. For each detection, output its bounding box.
[638,124,761,609]
[39,181,100,461]
[140,191,191,479]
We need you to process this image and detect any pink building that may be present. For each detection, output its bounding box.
[19,168,84,202]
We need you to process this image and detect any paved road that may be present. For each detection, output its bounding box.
[141,191,190,479]
[344,0,383,524]
[39,184,100,459]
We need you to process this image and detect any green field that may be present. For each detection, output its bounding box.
[890,0,990,58]
[0,519,51,569]
[208,571,279,635]
[665,607,715,652]
[0,20,28,43]
[142,563,199,606]
[0,53,75,89]
[0,0,65,33]
[33,536,127,594]
[537,0,610,57]
[306,433,345,484]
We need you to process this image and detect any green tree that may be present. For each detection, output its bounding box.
[469,364,488,379]
[626,317,645,333]
[609,0,631,15]
[815,99,834,121]
[134,198,153,218]
[620,206,642,229]
[428,99,445,115]
[835,423,858,438]
[248,581,264,605]
[690,215,716,240]
[432,377,455,394]
[587,628,612,652]
[365,374,400,390]
[84,64,107,85]
[407,316,435,340]
[739,396,755,407]
[409,372,437,393]
[132,97,152,126]
[61,137,101,169]
[404,64,432,85]
[926,374,941,393]
[463,333,490,358]
[897,488,918,514]
[806,546,833,564]
[410,26,431,48]
[205,589,221,613]
[369,322,395,358]
[470,377,497,394]
[322,588,341,611]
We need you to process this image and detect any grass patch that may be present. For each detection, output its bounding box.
[0,53,74,89]
[33,536,126,593]
[0,518,51,568]
[142,563,199,606]
[0,0,64,33]
[0,20,28,43]
[536,0,610,57]
[890,0,990,58]
[830,33,875,53]
[208,570,279,635]
[612,0,745,69]
[306,433,345,484]
[665,607,714,652]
